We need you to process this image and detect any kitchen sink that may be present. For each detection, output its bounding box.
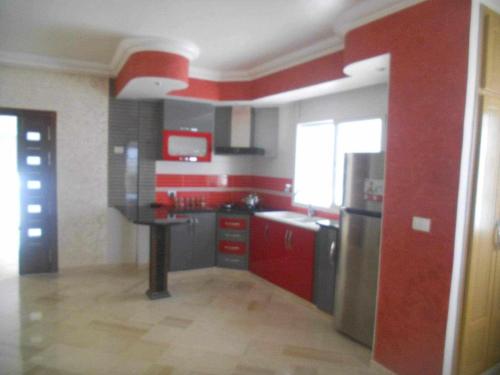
[254,211,321,231]
[258,211,304,220]
[294,216,322,223]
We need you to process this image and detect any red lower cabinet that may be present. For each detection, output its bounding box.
[286,226,315,301]
[249,216,267,275]
[250,216,315,302]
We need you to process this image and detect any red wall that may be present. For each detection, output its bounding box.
[343,1,471,374]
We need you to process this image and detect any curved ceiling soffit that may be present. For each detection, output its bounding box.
[113,14,395,102]
[113,37,200,99]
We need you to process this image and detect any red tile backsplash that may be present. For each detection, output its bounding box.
[156,173,292,192]
[155,173,338,220]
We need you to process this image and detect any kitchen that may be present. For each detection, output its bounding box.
[0,1,493,375]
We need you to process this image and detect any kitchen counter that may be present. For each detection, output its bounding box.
[114,205,272,224]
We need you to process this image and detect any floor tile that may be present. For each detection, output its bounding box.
[0,266,379,375]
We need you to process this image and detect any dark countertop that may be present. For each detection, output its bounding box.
[316,219,340,229]
[112,204,272,225]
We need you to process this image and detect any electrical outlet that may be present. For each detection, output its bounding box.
[412,216,431,233]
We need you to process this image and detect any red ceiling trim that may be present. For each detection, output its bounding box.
[168,51,346,101]
[115,51,189,96]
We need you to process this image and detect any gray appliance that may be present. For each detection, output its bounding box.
[314,224,338,315]
[334,152,385,348]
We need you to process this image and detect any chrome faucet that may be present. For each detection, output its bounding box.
[307,205,315,217]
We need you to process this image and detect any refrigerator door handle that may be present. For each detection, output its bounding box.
[329,240,336,265]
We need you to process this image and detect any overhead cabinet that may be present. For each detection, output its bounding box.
[162,99,214,162]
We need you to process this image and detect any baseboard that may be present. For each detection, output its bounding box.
[482,362,500,375]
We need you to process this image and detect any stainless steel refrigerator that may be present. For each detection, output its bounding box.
[334,152,385,348]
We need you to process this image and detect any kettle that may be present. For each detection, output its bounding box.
[243,193,260,209]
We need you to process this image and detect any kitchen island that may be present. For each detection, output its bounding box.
[117,205,193,299]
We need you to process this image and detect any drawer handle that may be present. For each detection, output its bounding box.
[225,222,241,227]
[224,245,240,251]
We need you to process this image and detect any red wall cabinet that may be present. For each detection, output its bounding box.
[250,216,315,301]
[163,130,212,162]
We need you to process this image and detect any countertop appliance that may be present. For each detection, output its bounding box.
[242,193,260,209]
[334,152,385,348]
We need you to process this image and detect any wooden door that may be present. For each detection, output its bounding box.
[13,109,58,274]
[459,8,500,374]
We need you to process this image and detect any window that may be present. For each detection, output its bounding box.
[334,118,383,206]
[293,117,383,209]
[293,121,335,208]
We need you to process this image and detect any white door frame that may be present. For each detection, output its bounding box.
[443,1,500,374]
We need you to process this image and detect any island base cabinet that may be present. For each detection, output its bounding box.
[169,213,216,271]
[250,216,315,301]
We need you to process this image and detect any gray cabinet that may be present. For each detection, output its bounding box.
[163,99,214,132]
[314,226,339,315]
[108,93,162,208]
[252,107,279,157]
[169,213,216,271]
[216,213,249,269]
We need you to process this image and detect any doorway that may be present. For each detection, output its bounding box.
[457,6,500,375]
[0,108,58,275]
[0,115,20,275]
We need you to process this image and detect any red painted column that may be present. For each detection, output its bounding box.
[344,1,471,374]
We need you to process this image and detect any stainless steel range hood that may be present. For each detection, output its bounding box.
[214,106,265,155]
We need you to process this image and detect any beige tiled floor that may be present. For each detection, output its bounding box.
[0,266,387,375]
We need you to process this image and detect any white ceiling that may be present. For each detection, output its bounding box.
[0,0,423,80]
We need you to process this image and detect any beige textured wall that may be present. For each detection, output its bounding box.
[0,65,109,268]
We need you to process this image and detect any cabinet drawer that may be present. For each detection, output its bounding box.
[218,240,246,255]
[217,254,248,270]
[219,230,247,242]
[219,217,248,230]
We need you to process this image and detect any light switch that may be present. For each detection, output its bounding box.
[113,146,124,154]
[412,216,431,233]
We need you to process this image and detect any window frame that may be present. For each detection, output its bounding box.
[292,116,385,212]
